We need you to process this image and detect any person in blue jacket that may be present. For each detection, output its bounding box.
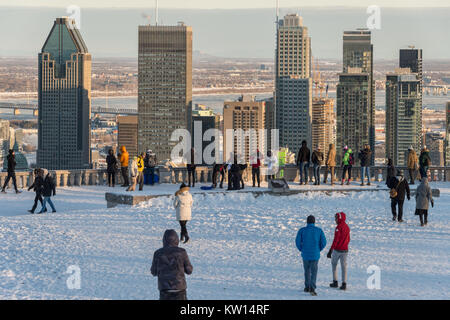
[295,215,327,296]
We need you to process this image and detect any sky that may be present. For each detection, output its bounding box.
[1,0,450,8]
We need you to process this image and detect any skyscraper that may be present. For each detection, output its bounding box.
[223,95,266,162]
[275,13,312,153]
[336,69,370,162]
[117,115,138,158]
[400,47,423,89]
[385,68,422,166]
[312,97,335,155]
[445,101,450,166]
[338,29,374,163]
[37,17,91,170]
[138,23,192,160]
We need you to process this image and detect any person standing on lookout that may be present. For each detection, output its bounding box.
[324,144,336,185]
[415,178,434,227]
[358,144,372,186]
[418,146,431,180]
[407,146,419,185]
[311,146,324,185]
[327,212,350,291]
[295,215,327,296]
[137,152,145,191]
[118,145,129,187]
[341,146,353,186]
[1,149,21,194]
[297,140,311,185]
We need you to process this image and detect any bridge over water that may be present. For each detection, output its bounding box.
[0,102,137,116]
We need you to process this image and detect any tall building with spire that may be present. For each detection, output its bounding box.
[336,29,374,163]
[275,13,312,153]
[138,22,192,160]
[37,17,91,170]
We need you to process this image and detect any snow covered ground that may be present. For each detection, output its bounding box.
[0,182,449,299]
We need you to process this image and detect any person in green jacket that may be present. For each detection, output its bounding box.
[341,146,353,185]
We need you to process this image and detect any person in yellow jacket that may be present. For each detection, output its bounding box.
[407,146,419,185]
[119,146,129,187]
[137,152,145,191]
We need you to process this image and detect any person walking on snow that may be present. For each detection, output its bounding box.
[118,146,129,187]
[174,183,193,244]
[151,229,193,300]
[126,156,138,191]
[327,212,350,291]
[39,172,56,213]
[415,178,434,227]
[387,170,410,222]
[295,215,327,296]
[28,168,44,214]
[1,149,21,194]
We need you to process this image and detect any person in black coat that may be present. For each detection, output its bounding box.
[212,163,225,188]
[297,140,311,185]
[151,229,193,300]
[28,168,44,214]
[386,158,396,186]
[228,155,241,190]
[39,173,56,213]
[387,170,410,222]
[358,145,372,186]
[1,149,21,193]
[186,148,196,187]
[106,149,117,187]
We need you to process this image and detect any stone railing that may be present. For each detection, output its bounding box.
[1,165,449,189]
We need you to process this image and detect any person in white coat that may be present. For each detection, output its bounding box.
[174,183,194,243]
[126,156,138,191]
[265,150,278,181]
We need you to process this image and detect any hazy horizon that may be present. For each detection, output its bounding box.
[0,6,449,59]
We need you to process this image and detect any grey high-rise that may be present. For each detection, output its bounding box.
[275,13,312,153]
[337,29,374,163]
[37,17,91,170]
[385,69,422,166]
[138,23,193,160]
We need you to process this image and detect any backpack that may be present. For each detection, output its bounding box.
[349,153,355,165]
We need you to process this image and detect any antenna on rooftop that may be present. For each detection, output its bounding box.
[155,0,159,26]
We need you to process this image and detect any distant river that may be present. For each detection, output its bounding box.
[0,91,448,120]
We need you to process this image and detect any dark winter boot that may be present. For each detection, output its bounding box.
[183,235,190,244]
[330,280,338,288]
[310,290,317,296]
[1,188,6,193]
[392,215,397,221]
[303,287,310,293]
[340,283,347,290]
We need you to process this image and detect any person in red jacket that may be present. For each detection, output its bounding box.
[251,149,261,187]
[326,212,350,290]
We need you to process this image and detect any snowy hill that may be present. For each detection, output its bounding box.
[0,183,449,299]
